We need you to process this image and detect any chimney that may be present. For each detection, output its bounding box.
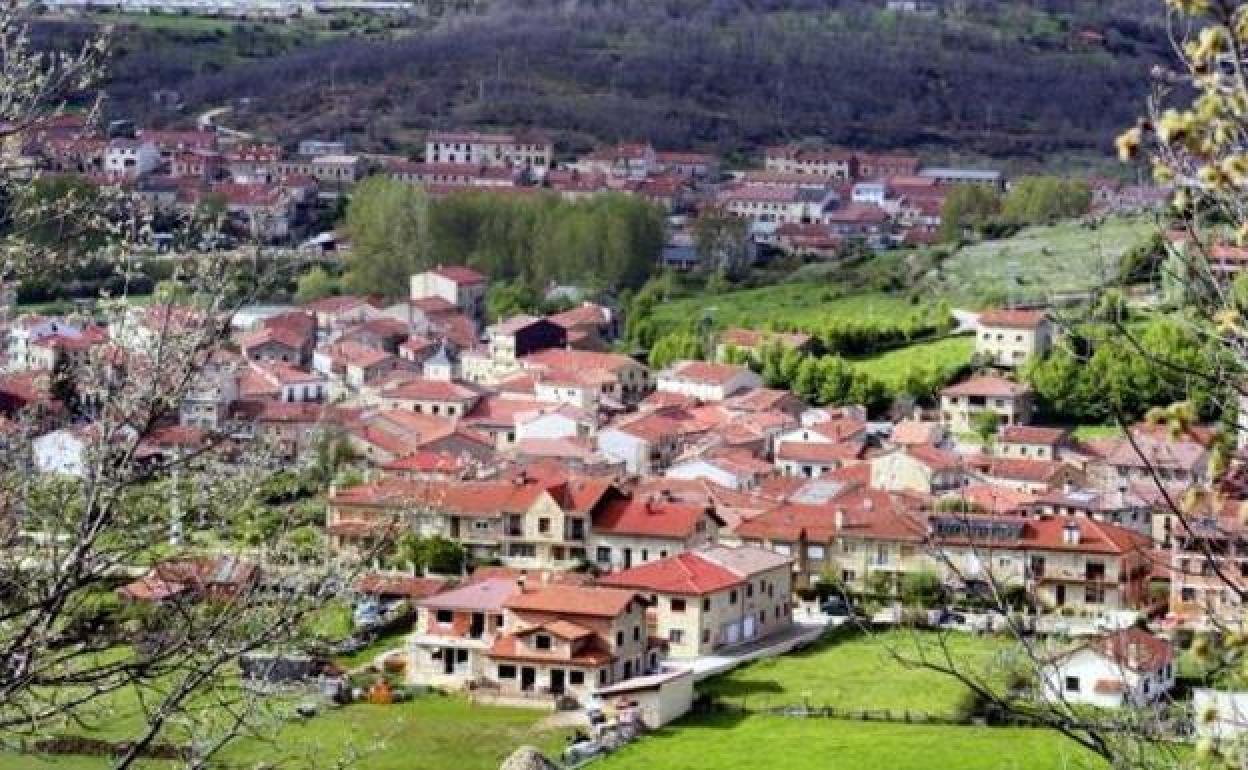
[834,509,846,530]
[516,571,528,593]
[863,497,873,512]
[1062,481,1074,496]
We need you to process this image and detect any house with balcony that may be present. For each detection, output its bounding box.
[597,545,792,659]
[326,475,617,569]
[410,577,518,689]
[927,513,1152,613]
[735,487,927,592]
[482,584,657,704]
[939,376,1034,432]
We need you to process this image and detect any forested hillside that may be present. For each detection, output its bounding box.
[44,0,1169,158]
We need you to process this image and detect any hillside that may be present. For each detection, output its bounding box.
[47,0,1170,159]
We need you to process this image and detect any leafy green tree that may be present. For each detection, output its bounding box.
[972,410,1001,447]
[900,570,943,608]
[486,282,542,322]
[792,356,823,401]
[999,176,1091,225]
[343,176,433,297]
[648,331,703,370]
[294,266,340,303]
[939,184,1001,241]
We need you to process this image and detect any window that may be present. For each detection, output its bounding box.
[435,610,453,624]
[596,547,612,564]
[729,590,738,605]
[538,518,551,534]
[633,626,641,641]
[807,544,826,560]
[703,598,711,611]
[1064,676,1080,693]
[499,665,517,679]
[746,584,754,598]
[616,631,624,646]
[671,598,686,613]
[702,629,711,644]
[774,543,792,556]
[570,671,584,685]
[669,629,684,643]
[535,634,552,650]
[641,549,649,562]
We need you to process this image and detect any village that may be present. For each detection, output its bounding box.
[0,113,1238,770]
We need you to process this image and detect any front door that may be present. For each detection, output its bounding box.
[442,649,454,675]
[1055,584,1067,607]
[520,666,536,692]
[550,669,565,695]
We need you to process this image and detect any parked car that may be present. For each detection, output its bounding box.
[819,597,858,618]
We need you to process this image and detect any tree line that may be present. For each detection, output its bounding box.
[939,176,1093,242]
[324,178,665,299]
[90,1,1167,158]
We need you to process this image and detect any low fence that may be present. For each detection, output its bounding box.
[698,696,979,727]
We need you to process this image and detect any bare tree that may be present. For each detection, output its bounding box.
[0,8,391,768]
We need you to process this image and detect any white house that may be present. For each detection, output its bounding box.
[655,361,762,402]
[33,429,89,477]
[104,139,160,178]
[1040,628,1174,709]
[409,265,487,322]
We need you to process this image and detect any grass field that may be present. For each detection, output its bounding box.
[701,630,1016,719]
[934,216,1155,305]
[596,715,1103,770]
[649,287,929,334]
[217,696,571,770]
[4,694,569,770]
[848,335,974,388]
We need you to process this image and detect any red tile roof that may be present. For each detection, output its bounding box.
[432,265,487,285]
[942,376,1031,398]
[354,572,448,599]
[1000,425,1067,445]
[663,361,751,386]
[597,552,742,595]
[504,585,641,617]
[592,496,719,538]
[776,440,866,465]
[977,309,1048,329]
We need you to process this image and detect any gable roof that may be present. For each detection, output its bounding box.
[977,309,1048,329]
[592,496,721,538]
[942,376,1031,399]
[432,265,487,285]
[597,551,743,595]
[504,585,641,617]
